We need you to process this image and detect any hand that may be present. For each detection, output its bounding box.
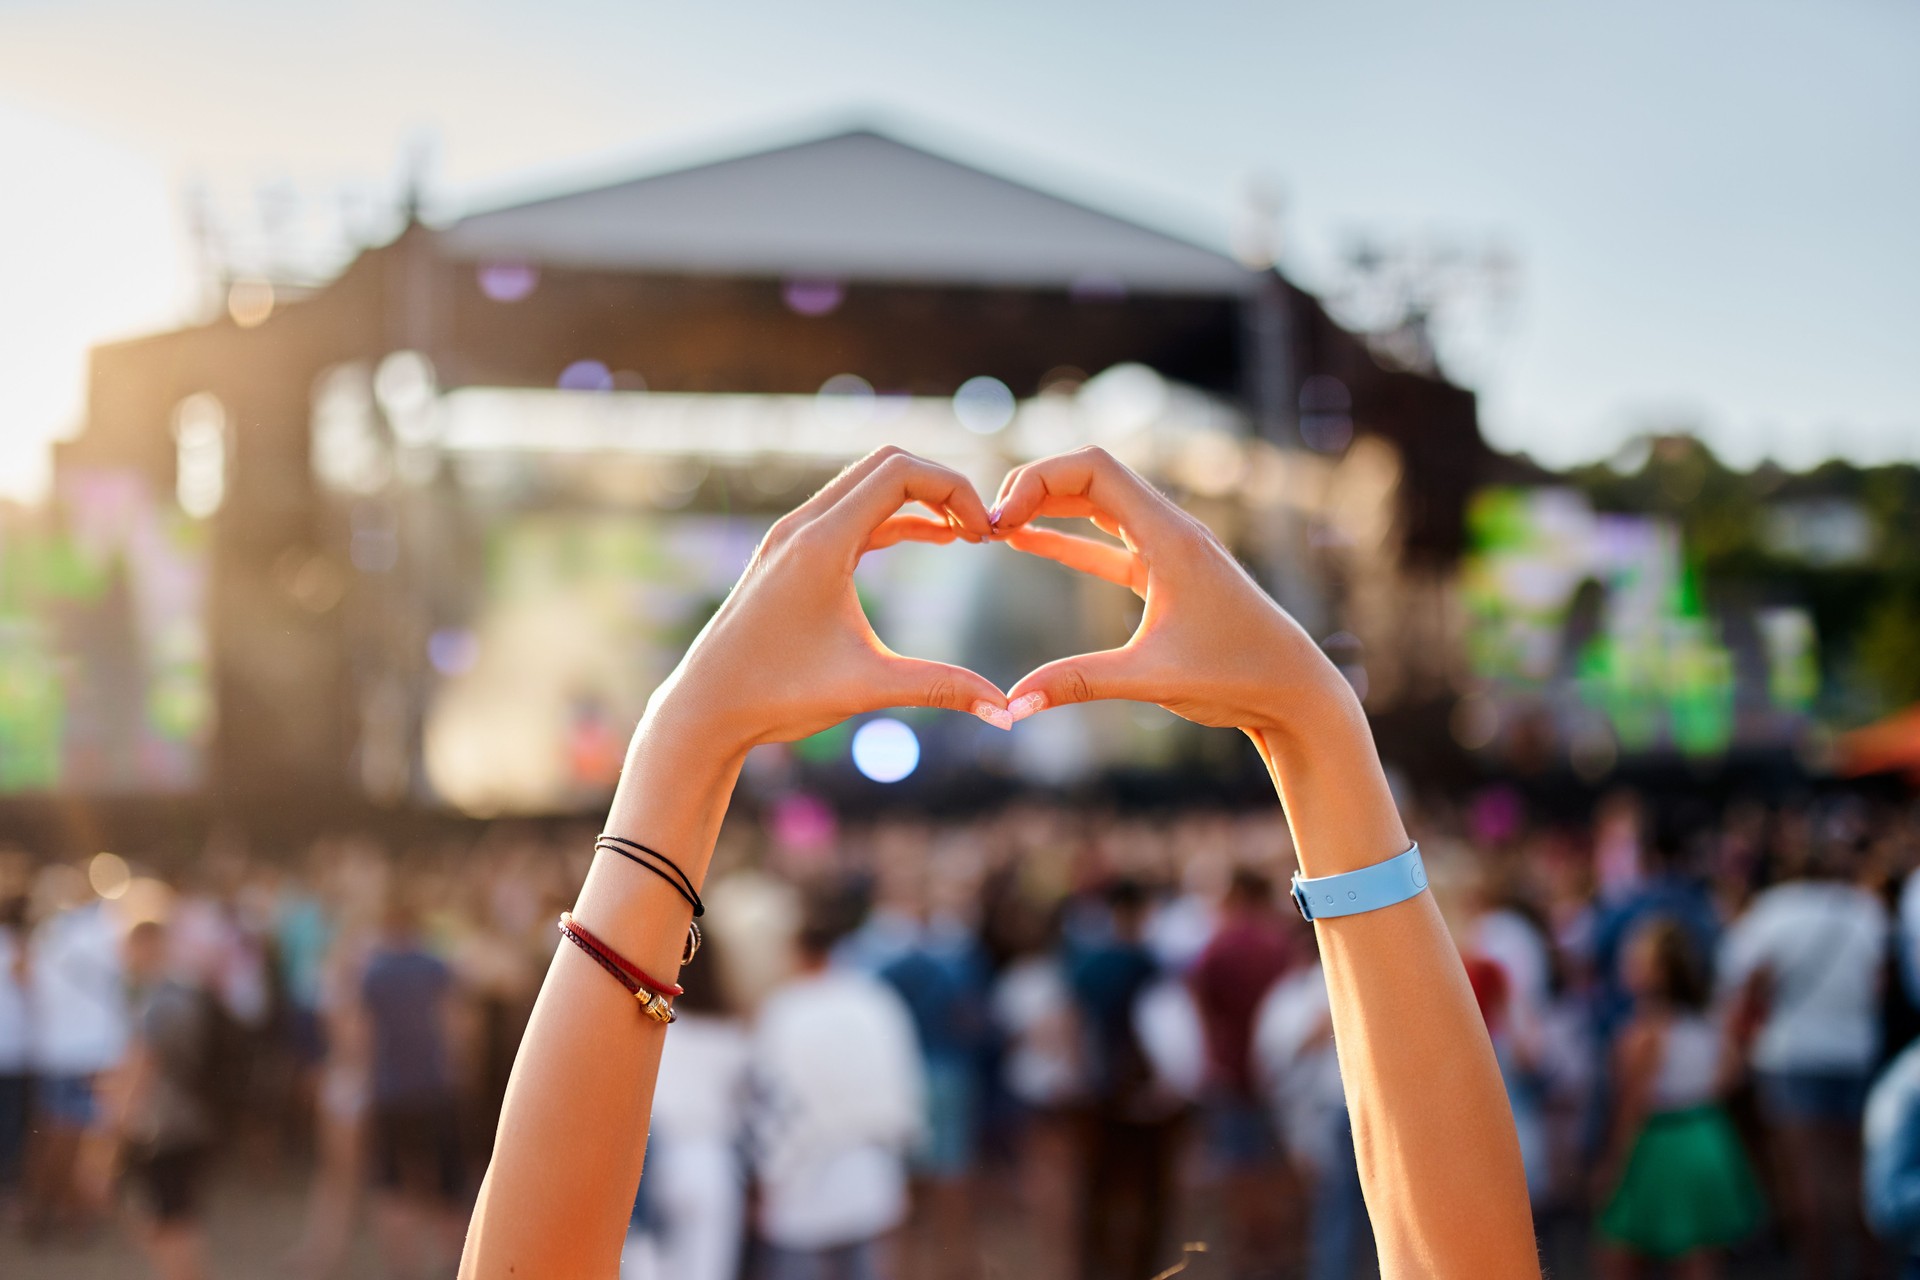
[646,447,1012,757]
[990,446,1355,738]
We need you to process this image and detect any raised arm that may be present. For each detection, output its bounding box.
[460,448,1009,1278]
[994,447,1538,1279]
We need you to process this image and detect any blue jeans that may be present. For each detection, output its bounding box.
[34,1073,96,1127]
[1757,1069,1871,1124]
[0,1074,28,1186]
[763,1240,886,1280]
[1307,1112,1371,1280]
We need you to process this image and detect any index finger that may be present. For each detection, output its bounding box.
[991,447,1184,543]
[822,452,993,545]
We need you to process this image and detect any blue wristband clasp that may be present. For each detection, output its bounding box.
[1290,843,1427,923]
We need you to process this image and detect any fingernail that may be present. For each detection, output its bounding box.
[1008,692,1048,723]
[971,701,1014,731]
[988,505,1003,527]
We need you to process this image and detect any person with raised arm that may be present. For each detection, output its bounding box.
[460,445,1538,1280]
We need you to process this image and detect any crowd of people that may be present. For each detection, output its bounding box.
[1,783,1918,1280]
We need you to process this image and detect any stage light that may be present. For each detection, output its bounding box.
[851,717,920,783]
[784,277,845,316]
[478,262,538,302]
[558,360,614,392]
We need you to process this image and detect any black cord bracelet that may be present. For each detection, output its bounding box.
[594,833,705,918]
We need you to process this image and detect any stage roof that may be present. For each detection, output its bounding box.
[441,129,1260,297]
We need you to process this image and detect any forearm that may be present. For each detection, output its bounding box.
[462,707,746,1279]
[1253,676,1537,1279]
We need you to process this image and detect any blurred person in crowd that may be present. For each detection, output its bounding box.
[1889,812,1920,1047]
[168,856,273,1172]
[361,891,465,1280]
[621,937,749,1280]
[1594,919,1760,1279]
[988,896,1082,1278]
[0,883,31,1221]
[24,861,128,1238]
[1466,859,1555,1066]
[275,849,336,1121]
[1443,856,1554,1208]
[876,867,991,1280]
[748,906,925,1280]
[1186,866,1297,1275]
[1462,952,1550,1206]
[286,892,380,1280]
[1720,831,1889,1280]
[1145,820,1225,973]
[1590,810,1722,1054]
[1866,1031,1920,1279]
[98,918,219,1280]
[1253,960,1369,1280]
[1065,877,1183,1280]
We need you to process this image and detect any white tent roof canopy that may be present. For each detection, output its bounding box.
[442,129,1261,297]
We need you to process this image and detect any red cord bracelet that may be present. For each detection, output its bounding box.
[558,912,682,1023]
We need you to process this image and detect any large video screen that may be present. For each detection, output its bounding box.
[420,513,770,813]
[1460,486,1816,763]
[0,469,211,792]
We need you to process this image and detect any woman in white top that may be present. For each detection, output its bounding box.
[1718,840,1889,1280]
[459,447,1537,1278]
[1596,918,1760,1277]
[621,938,750,1280]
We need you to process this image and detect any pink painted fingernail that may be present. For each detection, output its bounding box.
[971,701,1014,731]
[1008,692,1048,723]
[988,505,1003,527]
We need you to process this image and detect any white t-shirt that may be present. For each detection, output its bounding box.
[0,926,30,1072]
[991,956,1082,1107]
[30,902,129,1076]
[652,1014,750,1146]
[645,1014,751,1280]
[1252,964,1346,1173]
[1895,870,1920,1003]
[1719,880,1889,1076]
[748,968,924,1250]
[1475,908,1552,1037]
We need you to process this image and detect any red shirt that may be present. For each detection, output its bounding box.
[1188,911,1296,1096]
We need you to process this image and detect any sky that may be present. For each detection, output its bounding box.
[0,0,1914,497]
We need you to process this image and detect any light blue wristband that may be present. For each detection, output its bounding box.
[1290,843,1427,923]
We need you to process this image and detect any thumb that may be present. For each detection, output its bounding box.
[1006,647,1150,722]
[878,656,1015,730]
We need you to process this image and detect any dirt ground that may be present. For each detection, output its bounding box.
[0,1165,1796,1280]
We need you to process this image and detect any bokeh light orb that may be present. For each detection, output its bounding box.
[953,375,1016,434]
[428,628,480,676]
[851,717,920,783]
[478,262,539,303]
[783,277,845,317]
[558,360,615,392]
[1298,374,1354,453]
[227,279,274,328]
[88,851,131,900]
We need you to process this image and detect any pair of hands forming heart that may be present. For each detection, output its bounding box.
[645,446,1358,764]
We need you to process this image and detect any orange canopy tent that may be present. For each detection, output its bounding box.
[1838,705,1920,785]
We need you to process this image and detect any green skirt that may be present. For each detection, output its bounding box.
[1599,1106,1764,1259]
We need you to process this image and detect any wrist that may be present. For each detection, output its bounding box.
[639,674,758,775]
[1242,649,1365,744]
[605,703,748,880]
